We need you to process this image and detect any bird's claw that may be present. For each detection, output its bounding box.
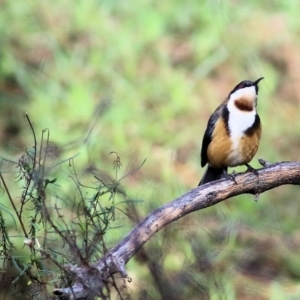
[245,163,259,176]
[222,170,237,184]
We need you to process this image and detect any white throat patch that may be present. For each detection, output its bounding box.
[227,85,257,135]
[229,86,257,104]
[227,102,256,136]
[226,86,257,164]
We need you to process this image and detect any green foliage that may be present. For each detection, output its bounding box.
[0,118,131,299]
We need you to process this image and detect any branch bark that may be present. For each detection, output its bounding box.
[53,160,300,299]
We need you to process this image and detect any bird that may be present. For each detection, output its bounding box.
[198,77,264,186]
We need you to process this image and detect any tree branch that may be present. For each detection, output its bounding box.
[53,160,300,299]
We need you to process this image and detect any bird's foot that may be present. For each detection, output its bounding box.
[222,169,237,184]
[245,163,259,176]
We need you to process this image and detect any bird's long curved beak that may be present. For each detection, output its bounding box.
[254,77,264,85]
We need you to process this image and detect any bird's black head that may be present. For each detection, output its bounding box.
[230,77,264,96]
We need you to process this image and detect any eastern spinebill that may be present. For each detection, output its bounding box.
[199,77,264,186]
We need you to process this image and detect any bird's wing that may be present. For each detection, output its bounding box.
[200,101,226,167]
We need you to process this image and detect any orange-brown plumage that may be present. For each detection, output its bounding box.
[238,122,261,163]
[206,117,232,168]
[206,111,261,168]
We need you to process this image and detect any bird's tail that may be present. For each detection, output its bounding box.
[198,166,227,186]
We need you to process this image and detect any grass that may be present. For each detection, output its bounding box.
[1,0,300,299]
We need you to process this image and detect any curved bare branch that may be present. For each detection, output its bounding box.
[53,160,300,299]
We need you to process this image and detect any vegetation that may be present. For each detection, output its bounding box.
[1,0,300,299]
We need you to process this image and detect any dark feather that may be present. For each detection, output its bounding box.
[198,166,227,186]
[244,114,261,136]
[200,101,227,167]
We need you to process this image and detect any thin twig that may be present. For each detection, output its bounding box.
[0,173,28,238]
[20,114,38,217]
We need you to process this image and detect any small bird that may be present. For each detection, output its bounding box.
[198,77,264,186]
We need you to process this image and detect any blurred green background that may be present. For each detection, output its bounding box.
[1,0,300,299]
